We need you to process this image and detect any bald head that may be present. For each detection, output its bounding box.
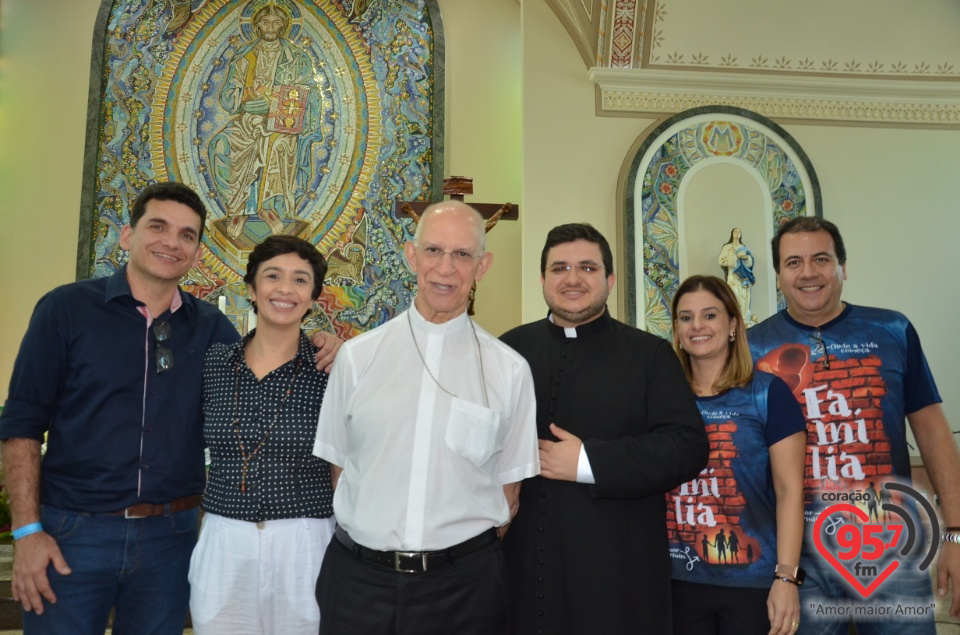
[413,201,486,254]
[404,200,493,323]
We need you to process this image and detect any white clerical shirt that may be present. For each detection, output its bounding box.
[313,305,540,551]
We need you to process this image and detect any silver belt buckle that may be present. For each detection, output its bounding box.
[123,508,146,519]
[394,551,428,573]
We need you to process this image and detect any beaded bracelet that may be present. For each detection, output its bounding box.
[943,532,960,545]
[12,522,43,541]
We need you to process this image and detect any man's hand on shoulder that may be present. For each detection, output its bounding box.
[538,423,582,482]
[11,531,71,614]
[310,330,344,373]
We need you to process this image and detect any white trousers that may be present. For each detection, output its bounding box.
[188,513,336,635]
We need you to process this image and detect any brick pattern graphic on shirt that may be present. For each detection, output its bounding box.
[756,343,892,512]
[667,421,762,565]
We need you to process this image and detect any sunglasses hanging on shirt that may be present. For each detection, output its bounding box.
[154,320,174,374]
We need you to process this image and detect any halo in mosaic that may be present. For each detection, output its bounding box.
[79,0,442,338]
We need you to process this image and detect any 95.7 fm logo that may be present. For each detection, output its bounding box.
[813,482,939,598]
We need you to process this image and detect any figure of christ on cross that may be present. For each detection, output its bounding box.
[397,176,518,315]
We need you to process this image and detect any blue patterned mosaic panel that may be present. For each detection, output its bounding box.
[81,0,441,338]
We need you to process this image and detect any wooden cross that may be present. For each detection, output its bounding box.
[395,176,519,224]
[395,176,519,315]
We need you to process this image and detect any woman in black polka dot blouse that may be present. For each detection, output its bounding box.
[188,235,335,635]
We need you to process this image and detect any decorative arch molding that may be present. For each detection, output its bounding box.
[544,0,607,68]
[621,106,821,339]
[591,68,960,128]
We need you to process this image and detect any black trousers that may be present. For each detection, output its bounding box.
[316,533,508,635]
[672,579,772,635]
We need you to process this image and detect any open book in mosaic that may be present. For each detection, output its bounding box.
[79,0,443,339]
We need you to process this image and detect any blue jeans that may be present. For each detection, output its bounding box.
[798,553,936,635]
[22,505,199,635]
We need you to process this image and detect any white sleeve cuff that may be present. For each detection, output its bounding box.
[576,444,595,484]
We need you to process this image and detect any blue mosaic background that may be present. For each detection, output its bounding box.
[80,0,441,338]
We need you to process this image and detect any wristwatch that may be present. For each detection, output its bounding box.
[774,564,805,586]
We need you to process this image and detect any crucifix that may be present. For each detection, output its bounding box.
[395,176,519,315]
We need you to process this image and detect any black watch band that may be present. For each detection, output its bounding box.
[773,564,806,586]
[774,574,800,586]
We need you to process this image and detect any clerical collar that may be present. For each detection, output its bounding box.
[548,313,578,339]
[547,307,612,340]
[407,302,488,406]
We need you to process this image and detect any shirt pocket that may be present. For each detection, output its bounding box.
[445,397,502,466]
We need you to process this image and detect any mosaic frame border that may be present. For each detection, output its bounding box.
[622,105,822,339]
[75,0,446,339]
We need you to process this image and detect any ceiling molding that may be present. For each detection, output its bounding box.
[645,0,960,80]
[545,0,605,68]
[590,68,960,127]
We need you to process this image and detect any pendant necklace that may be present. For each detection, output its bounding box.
[231,356,302,493]
[407,311,488,408]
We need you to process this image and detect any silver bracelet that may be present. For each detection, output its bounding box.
[942,532,960,545]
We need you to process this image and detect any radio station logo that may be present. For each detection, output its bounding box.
[813,482,939,598]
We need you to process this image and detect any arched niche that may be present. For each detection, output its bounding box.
[621,106,822,339]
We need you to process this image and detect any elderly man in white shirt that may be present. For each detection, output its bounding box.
[313,200,539,635]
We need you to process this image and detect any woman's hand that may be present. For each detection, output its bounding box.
[767,578,800,635]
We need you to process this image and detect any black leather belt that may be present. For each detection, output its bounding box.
[335,525,497,573]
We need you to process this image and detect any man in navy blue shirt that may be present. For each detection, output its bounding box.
[748,217,960,633]
[0,182,239,634]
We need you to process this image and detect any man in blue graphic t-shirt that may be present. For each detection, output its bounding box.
[749,216,960,634]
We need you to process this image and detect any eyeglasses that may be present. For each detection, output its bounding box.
[418,246,481,267]
[154,320,174,374]
[810,329,830,369]
[547,264,604,276]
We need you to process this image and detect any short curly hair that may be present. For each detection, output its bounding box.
[244,235,327,305]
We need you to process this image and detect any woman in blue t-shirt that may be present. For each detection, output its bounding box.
[668,275,806,635]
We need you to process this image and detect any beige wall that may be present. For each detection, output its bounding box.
[2,0,958,438]
[0,0,522,401]
[521,0,652,320]
[520,2,960,434]
[0,0,97,402]
[787,124,960,435]
[439,0,522,337]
